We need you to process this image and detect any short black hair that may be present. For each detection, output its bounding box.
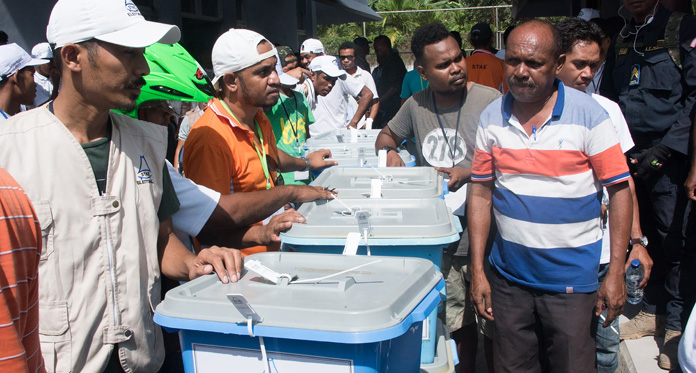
[373,35,391,48]
[411,23,451,62]
[555,18,603,54]
[338,41,358,53]
[0,31,7,45]
[353,37,369,47]
[450,30,462,48]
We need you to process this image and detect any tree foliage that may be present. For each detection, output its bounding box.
[318,0,515,62]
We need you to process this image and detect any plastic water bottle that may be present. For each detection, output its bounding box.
[626,259,644,305]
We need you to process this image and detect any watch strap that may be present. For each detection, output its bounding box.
[629,236,648,247]
[378,145,396,156]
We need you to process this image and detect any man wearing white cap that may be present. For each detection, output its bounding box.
[302,55,346,110]
[183,28,336,256]
[297,38,374,135]
[0,43,47,121]
[0,0,244,372]
[29,42,57,108]
[299,38,325,68]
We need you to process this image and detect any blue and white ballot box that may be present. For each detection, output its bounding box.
[154,252,444,373]
[311,167,446,199]
[280,198,460,270]
[279,198,461,364]
[421,320,458,373]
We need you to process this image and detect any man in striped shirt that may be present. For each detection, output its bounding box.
[469,20,633,372]
[0,167,43,372]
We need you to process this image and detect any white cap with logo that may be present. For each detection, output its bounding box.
[211,28,277,85]
[300,38,325,54]
[308,55,346,79]
[31,42,53,60]
[46,0,180,49]
[0,43,49,80]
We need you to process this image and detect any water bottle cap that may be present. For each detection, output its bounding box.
[630,259,640,268]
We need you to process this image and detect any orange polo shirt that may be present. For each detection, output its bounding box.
[466,49,508,93]
[183,98,280,255]
[0,168,44,372]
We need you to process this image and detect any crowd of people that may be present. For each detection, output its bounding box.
[0,0,695,372]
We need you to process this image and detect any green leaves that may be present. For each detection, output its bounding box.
[318,0,514,62]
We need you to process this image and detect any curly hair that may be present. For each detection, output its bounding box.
[338,41,358,53]
[410,23,451,62]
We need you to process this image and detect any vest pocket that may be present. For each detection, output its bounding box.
[34,201,54,261]
[39,301,72,371]
[39,301,69,337]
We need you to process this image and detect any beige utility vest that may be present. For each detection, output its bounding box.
[0,107,167,372]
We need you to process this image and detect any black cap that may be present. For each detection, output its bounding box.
[470,22,493,43]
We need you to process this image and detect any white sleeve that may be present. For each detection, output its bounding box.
[361,71,379,98]
[168,161,221,237]
[178,117,191,141]
[342,73,365,98]
[593,93,635,154]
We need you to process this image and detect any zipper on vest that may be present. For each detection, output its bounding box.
[104,215,120,326]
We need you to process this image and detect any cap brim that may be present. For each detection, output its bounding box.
[26,58,49,67]
[279,73,299,86]
[95,21,180,48]
[322,69,346,79]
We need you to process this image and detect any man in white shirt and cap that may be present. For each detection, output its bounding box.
[0,43,47,121]
[296,37,374,135]
[29,42,58,108]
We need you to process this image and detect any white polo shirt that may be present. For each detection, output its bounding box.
[309,72,365,136]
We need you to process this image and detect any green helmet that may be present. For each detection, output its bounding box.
[119,42,215,118]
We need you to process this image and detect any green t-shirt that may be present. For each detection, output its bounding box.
[81,122,180,222]
[264,90,314,185]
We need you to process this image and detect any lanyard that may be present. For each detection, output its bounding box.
[279,95,303,153]
[432,90,465,167]
[220,101,272,190]
[0,108,8,119]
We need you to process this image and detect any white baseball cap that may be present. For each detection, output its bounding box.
[31,42,53,59]
[300,38,325,54]
[46,0,180,49]
[0,43,49,80]
[211,28,277,85]
[308,55,346,79]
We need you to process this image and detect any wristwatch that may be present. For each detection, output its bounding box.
[377,145,396,156]
[302,157,311,171]
[629,236,648,247]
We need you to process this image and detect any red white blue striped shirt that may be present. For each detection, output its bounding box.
[472,82,630,293]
